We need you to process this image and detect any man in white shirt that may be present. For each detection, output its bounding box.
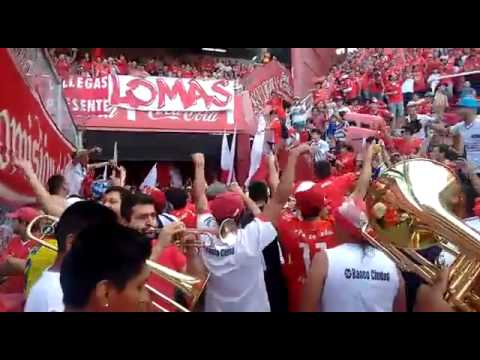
[310,129,330,162]
[191,144,310,312]
[301,144,406,312]
[431,97,480,171]
[449,97,480,170]
[401,74,415,109]
[63,147,108,197]
[24,201,118,312]
[405,102,434,140]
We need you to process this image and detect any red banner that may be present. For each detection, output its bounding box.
[240,60,294,114]
[0,49,74,206]
[62,76,110,116]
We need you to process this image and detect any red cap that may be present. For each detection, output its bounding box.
[333,197,367,238]
[143,187,166,213]
[6,207,40,223]
[294,182,326,218]
[209,192,245,222]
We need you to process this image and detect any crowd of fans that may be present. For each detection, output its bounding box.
[2,48,480,313]
[48,48,263,81]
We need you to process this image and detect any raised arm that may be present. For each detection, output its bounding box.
[351,143,374,200]
[191,153,209,213]
[266,153,280,197]
[229,183,261,217]
[14,158,66,217]
[261,144,310,227]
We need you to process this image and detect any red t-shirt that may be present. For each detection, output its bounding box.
[414,71,427,92]
[117,60,129,75]
[0,236,33,294]
[278,214,336,312]
[80,59,93,73]
[55,60,70,79]
[369,79,384,94]
[385,81,403,104]
[314,173,358,210]
[336,151,356,175]
[313,89,330,104]
[170,207,197,229]
[267,97,286,119]
[360,74,371,91]
[270,119,283,145]
[393,137,422,156]
[147,245,186,312]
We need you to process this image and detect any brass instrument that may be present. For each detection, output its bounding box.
[362,158,480,311]
[26,215,208,313]
[171,218,239,249]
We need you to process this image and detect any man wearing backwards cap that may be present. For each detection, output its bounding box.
[301,144,406,312]
[278,181,336,312]
[192,144,310,312]
[430,97,480,171]
[0,207,40,295]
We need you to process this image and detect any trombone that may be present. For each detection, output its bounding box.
[26,215,208,312]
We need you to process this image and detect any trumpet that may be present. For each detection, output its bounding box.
[155,218,239,249]
[26,215,208,312]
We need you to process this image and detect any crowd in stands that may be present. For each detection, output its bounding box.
[2,48,480,313]
[48,48,262,81]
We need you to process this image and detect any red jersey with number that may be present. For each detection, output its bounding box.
[278,214,336,312]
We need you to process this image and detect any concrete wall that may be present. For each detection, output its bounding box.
[291,48,341,98]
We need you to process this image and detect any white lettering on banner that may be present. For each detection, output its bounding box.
[66,98,111,114]
[0,109,70,184]
[110,75,235,113]
[63,76,109,90]
[250,72,292,113]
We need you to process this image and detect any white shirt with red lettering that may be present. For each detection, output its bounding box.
[197,213,277,312]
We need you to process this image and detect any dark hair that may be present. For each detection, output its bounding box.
[314,160,332,180]
[165,188,188,210]
[104,186,130,200]
[248,181,269,204]
[60,223,151,310]
[342,143,354,152]
[366,136,378,144]
[121,192,155,222]
[47,175,66,195]
[311,128,322,136]
[55,201,118,253]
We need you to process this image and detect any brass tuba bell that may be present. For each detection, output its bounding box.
[362,158,480,312]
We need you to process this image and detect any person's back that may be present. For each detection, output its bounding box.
[198,213,276,312]
[322,243,399,312]
[279,214,336,311]
[240,210,288,313]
